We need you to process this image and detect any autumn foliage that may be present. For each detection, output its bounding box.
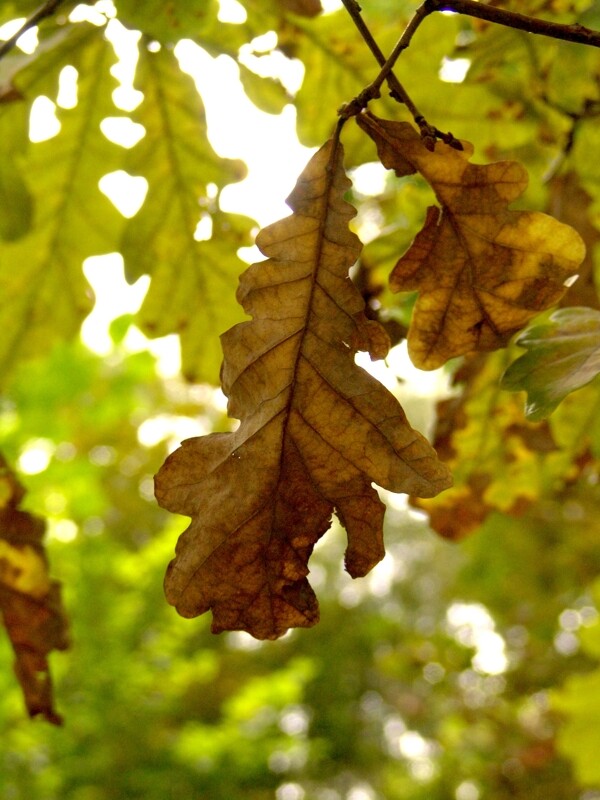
[2,0,600,745]
[156,112,585,638]
[0,456,68,724]
[156,138,451,639]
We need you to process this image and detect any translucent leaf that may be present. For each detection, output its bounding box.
[238,64,289,115]
[0,102,32,241]
[114,0,223,44]
[0,25,127,383]
[121,46,253,383]
[281,8,409,163]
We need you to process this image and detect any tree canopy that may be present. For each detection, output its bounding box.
[3,0,600,798]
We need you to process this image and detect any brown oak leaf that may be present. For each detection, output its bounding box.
[357,112,586,370]
[0,455,69,724]
[155,138,452,640]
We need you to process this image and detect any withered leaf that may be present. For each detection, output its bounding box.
[155,139,451,640]
[357,112,586,370]
[0,455,69,724]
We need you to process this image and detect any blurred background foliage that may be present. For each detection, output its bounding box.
[3,0,600,798]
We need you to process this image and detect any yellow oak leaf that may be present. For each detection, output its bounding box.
[357,112,586,370]
[155,138,451,640]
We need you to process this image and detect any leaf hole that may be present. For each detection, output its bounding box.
[98,171,148,218]
[29,97,61,142]
[100,116,146,148]
[194,214,213,242]
[57,66,78,109]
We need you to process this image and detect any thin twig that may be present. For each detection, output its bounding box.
[0,0,67,61]
[429,0,600,48]
[373,0,600,98]
[339,0,462,148]
[367,2,431,99]
[373,0,600,93]
[339,0,421,117]
[341,0,600,146]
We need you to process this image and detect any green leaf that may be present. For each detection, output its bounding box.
[0,24,74,97]
[113,0,274,57]
[238,64,289,114]
[502,307,600,421]
[113,0,222,44]
[0,161,33,241]
[0,25,126,385]
[122,44,248,281]
[138,211,254,383]
[0,102,32,240]
[552,584,600,787]
[579,0,600,27]
[0,0,46,26]
[553,668,600,785]
[290,7,464,165]
[122,45,252,383]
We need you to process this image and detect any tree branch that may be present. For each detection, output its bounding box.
[428,0,600,48]
[339,0,462,149]
[0,0,67,61]
[341,0,600,145]
[372,0,600,104]
[339,0,421,117]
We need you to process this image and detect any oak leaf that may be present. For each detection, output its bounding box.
[357,112,586,370]
[0,455,69,724]
[155,139,451,640]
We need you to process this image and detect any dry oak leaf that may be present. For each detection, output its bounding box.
[0,455,68,724]
[155,138,451,640]
[357,112,586,370]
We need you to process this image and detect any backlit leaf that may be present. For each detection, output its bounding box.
[502,307,600,420]
[0,26,126,384]
[282,7,409,164]
[0,454,68,725]
[114,0,222,44]
[122,45,252,384]
[0,101,32,241]
[155,139,451,639]
[238,64,289,115]
[357,112,586,369]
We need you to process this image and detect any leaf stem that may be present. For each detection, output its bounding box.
[0,0,67,61]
